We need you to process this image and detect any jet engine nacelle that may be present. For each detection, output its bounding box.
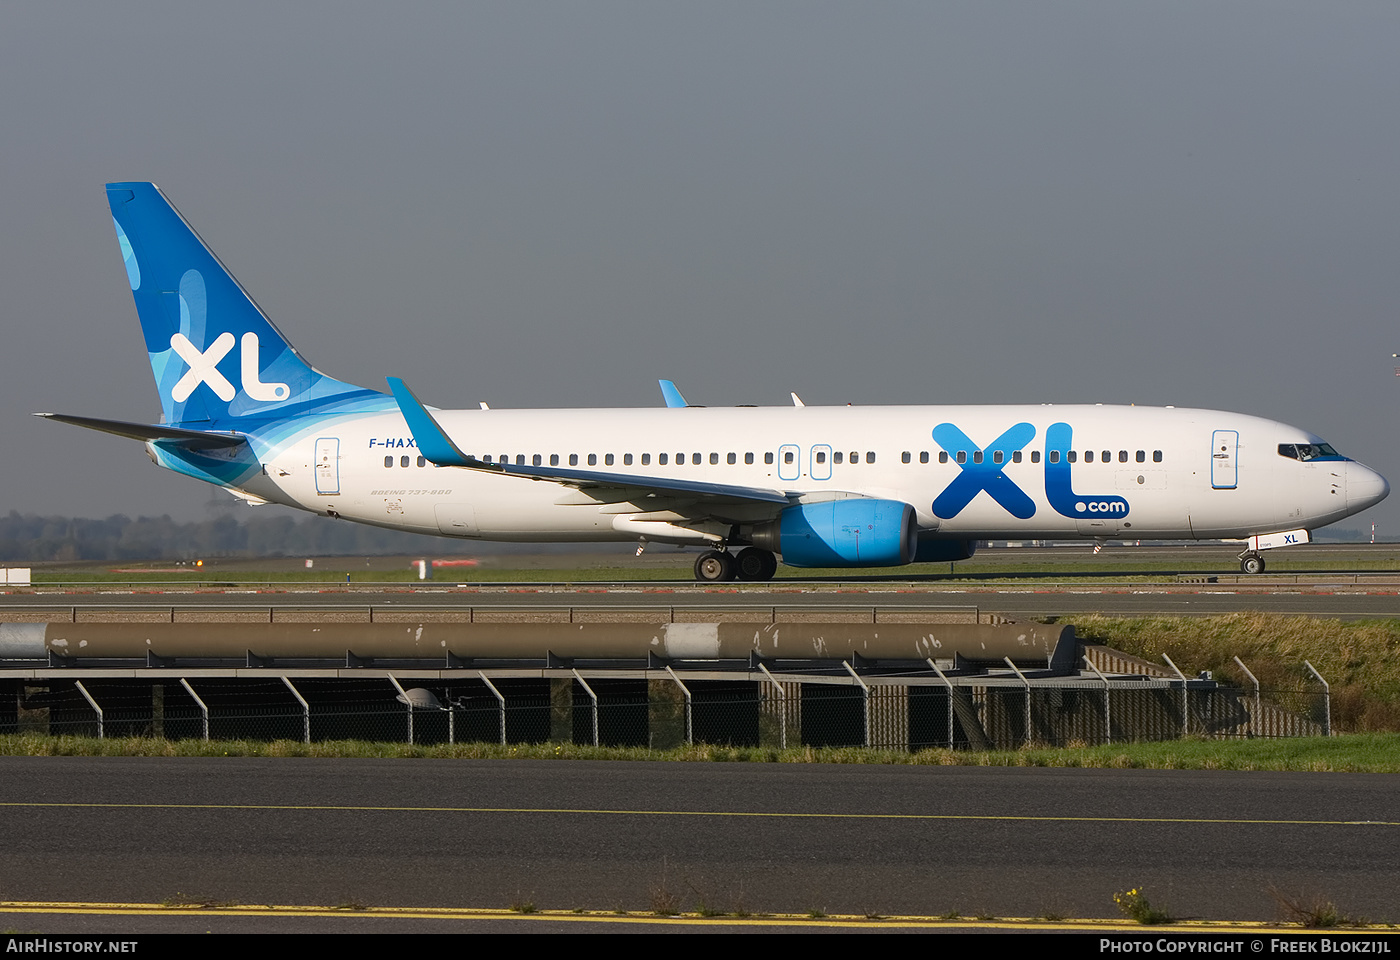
[751,499,917,567]
[913,536,977,563]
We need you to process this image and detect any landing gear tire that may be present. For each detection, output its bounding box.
[695,550,736,582]
[1240,553,1265,575]
[735,547,778,582]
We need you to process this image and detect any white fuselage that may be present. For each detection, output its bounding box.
[218,403,1387,546]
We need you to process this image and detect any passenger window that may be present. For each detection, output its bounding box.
[1136,450,1145,463]
[1119,451,1128,463]
[834,451,844,464]
[710,453,719,465]
[401,455,411,468]
[993,450,1004,465]
[1050,450,1060,464]
[624,453,633,466]
[483,454,493,463]
[973,451,983,464]
[1085,451,1094,463]
[516,454,526,465]
[659,453,668,465]
[641,453,650,465]
[693,453,702,464]
[569,454,578,466]
[939,451,948,464]
[901,451,911,464]
[816,451,827,464]
[1102,450,1111,463]
[765,452,774,465]
[920,451,929,464]
[1153,450,1163,462]
[533,454,542,466]
[384,456,393,468]
[1012,451,1022,463]
[784,451,794,464]
[588,454,597,466]
[956,451,966,464]
[850,451,859,464]
[1068,451,1078,463]
[678,453,686,463]
[866,452,876,464]
[605,454,614,466]
[550,454,559,466]
[744,452,754,464]
[1031,451,1041,463]
[727,453,736,464]
[417,456,426,467]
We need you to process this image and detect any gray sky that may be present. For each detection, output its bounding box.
[4,2,1400,535]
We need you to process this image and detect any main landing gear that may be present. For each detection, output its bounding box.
[1239,551,1265,575]
[694,547,778,582]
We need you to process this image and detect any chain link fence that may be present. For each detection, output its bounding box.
[1,673,1329,749]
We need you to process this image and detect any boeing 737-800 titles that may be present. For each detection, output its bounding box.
[39,183,1390,581]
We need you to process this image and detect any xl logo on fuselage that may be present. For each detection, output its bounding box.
[930,421,1130,521]
[1043,422,1129,520]
[170,332,290,403]
[931,423,1037,519]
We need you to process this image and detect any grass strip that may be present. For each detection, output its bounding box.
[0,733,1397,771]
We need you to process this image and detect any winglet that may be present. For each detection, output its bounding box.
[790,392,805,407]
[658,379,688,408]
[386,378,474,467]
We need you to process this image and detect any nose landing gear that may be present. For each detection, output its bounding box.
[1239,551,1265,575]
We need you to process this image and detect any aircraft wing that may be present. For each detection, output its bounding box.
[386,378,792,510]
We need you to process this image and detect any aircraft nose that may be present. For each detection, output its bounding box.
[1346,462,1390,512]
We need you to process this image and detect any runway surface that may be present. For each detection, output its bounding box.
[1,757,1395,932]
[9,544,1400,620]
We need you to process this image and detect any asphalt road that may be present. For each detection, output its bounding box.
[0,757,1395,932]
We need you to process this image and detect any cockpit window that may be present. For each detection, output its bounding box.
[1278,442,1344,462]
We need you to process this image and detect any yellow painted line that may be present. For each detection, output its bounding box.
[1,902,1392,932]
[0,801,1393,828]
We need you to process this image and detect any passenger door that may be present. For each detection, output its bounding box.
[1211,430,1238,490]
[314,438,340,495]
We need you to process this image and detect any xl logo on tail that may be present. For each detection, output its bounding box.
[169,332,290,403]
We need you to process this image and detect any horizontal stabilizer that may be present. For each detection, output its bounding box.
[35,413,247,449]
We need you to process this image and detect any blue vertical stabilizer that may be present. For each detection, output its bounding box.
[106,182,384,425]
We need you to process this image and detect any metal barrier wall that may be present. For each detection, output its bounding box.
[0,672,1326,750]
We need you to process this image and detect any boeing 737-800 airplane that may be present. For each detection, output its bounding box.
[39,183,1390,581]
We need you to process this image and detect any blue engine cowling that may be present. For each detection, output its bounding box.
[753,500,918,567]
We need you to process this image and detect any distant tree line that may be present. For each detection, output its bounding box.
[0,511,455,562]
